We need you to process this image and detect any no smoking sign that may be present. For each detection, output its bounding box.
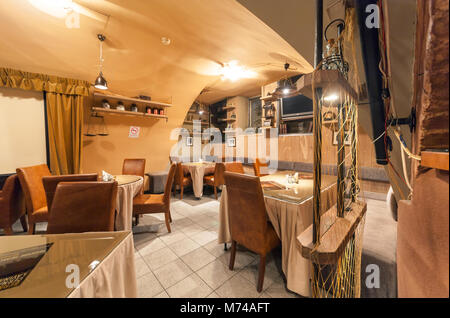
[128,126,140,138]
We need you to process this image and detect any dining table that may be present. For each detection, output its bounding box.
[0,231,136,298]
[182,162,215,198]
[114,175,143,231]
[218,171,337,297]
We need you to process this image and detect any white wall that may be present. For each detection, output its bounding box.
[0,87,47,174]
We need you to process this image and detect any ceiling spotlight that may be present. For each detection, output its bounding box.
[28,0,74,18]
[161,37,171,46]
[94,34,108,90]
[221,61,256,82]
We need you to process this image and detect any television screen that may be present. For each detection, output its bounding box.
[281,94,313,118]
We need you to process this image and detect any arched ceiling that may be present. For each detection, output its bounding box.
[0,0,313,105]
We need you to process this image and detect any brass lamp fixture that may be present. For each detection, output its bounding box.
[273,63,297,98]
[94,34,108,90]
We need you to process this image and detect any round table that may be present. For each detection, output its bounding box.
[114,175,143,231]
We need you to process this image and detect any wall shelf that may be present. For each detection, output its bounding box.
[421,150,449,171]
[92,107,168,120]
[93,92,172,108]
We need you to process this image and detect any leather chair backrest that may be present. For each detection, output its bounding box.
[46,181,118,234]
[43,173,98,212]
[214,163,226,186]
[0,174,24,226]
[253,158,269,177]
[122,159,146,178]
[16,164,51,212]
[224,162,244,174]
[224,172,268,250]
[163,163,177,206]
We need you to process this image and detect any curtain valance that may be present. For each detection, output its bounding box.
[0,68,90,96]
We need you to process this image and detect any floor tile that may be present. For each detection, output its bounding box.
[153,259,193,289]
[238,259,282,290]
[154,291,170,298]
[168,238,201,257]
[158,231,188,245]
[143,247,178,271]
[196,259,236,290]
[134,257,151,279]
[180,223,206,236]
[203,241,230,258]
[206,291,220,298]
[217,249,256,270]
[181,247,216,271]
[137,272,164,298]
[191,230,217,246]
[136,236,166,257]
[166,273,212,298]
[264,279,299,298]
[215,274,261,298]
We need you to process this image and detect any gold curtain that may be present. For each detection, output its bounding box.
[0,68,90,174]
[46,93,84,175]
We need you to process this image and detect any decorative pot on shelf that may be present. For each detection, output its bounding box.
[145,106,152,114]
[102,99,110,109]
[130,103,138,112]
[116,101,125,111]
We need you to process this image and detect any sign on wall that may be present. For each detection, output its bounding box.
[129,126,140,138]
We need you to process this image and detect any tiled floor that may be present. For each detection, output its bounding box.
[3,187,393,298]
[133,190,298,298]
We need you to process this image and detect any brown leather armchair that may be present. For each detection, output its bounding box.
[133,163,177,233]
[42,173,98,213]
[253,158,269,177]
[204,163,226,200]
[16,164,51,234]
[224,162,245,174]
[173,162,192,200]
[0,174,27,235]
[46,181,118,234]
[224,171,280,292]
[122,158,146,178]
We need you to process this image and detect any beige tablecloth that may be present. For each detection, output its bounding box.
[69,231,137,298]
[0,231,136,298]
[115,175,143,231]
[218,172,337,297]
[183,162,215,198]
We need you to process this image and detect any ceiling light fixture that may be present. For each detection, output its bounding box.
[94,34,108,90]
[324,94,339,102]
[28,0,74,18]
[161,37,171,46]
[221,61,256,82]
[274,63,296,97]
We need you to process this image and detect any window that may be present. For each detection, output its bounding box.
[249,96,262,129]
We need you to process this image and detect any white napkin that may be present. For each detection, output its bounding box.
[102,170,113,181]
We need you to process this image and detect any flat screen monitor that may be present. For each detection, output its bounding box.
[281,94,313,118]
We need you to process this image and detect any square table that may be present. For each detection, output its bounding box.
[218,172,337,297]
[0,231,136,298]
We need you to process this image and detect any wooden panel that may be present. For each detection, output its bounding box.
[297,201,367,264]
[421,151,449,171]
